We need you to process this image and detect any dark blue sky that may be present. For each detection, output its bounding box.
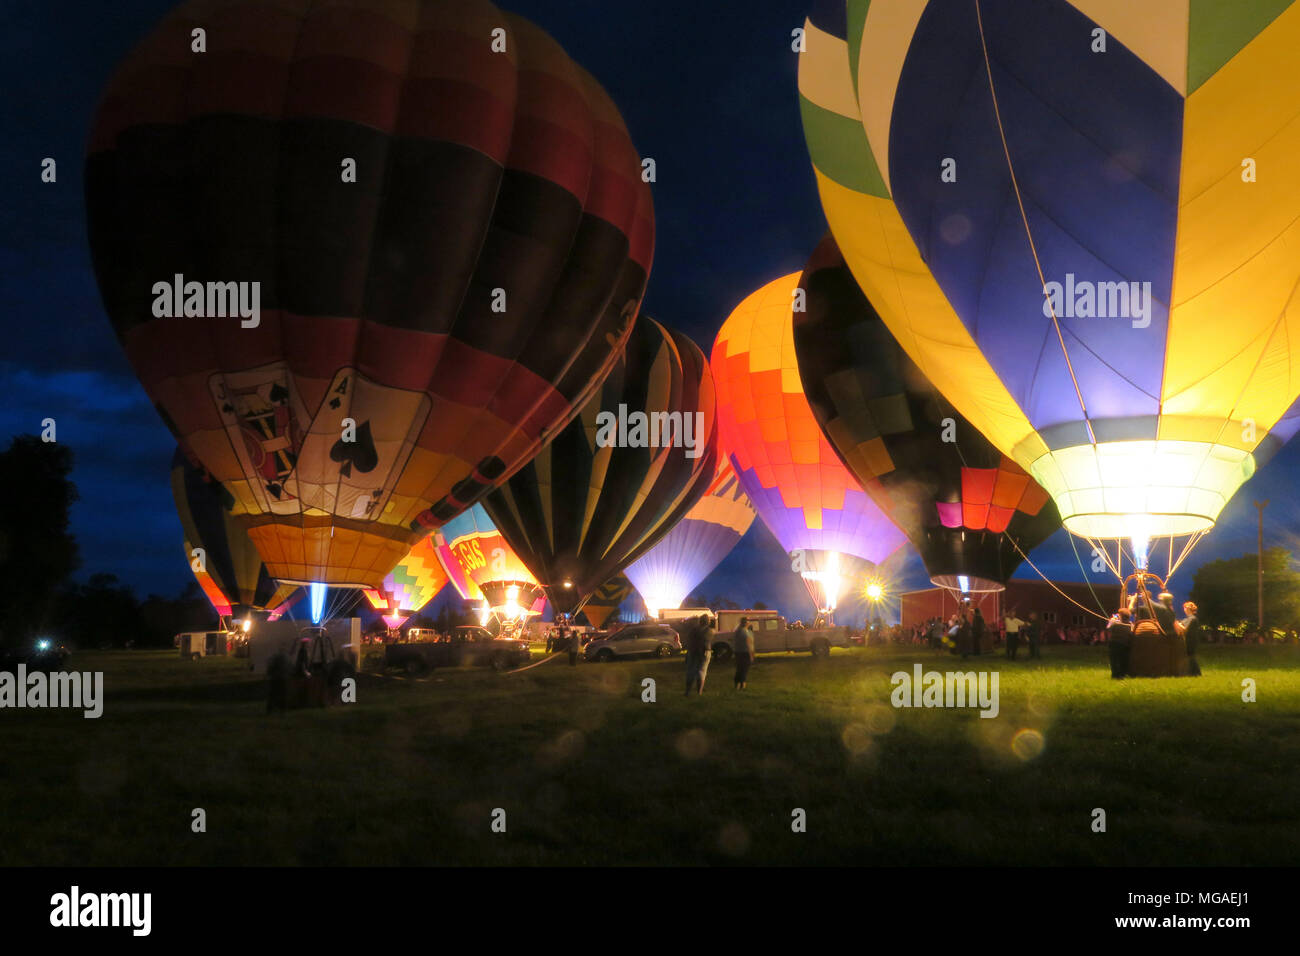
[4,0,1298,622]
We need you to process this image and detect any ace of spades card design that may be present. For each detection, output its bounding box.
[209,364,310,515]
[291,369,431,522]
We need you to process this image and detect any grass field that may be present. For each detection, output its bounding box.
[2,644,1298,866]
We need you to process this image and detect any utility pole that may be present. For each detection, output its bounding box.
[1255,500,1268,631]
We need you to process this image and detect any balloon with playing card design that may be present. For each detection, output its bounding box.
[87,0,653,589]
[484,317,720,618]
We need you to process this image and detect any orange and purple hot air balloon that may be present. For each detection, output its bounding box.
[710,274,906,617]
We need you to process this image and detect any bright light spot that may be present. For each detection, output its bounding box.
[241,618,252,633]
[1011,728,1046,762]
[309,583,327,625]
[477,601,491,626]
[562,580,573,589]
[958,575,970,594]
[1127,514,1152,570]
[866,582,884,601]
[36,639,51,651]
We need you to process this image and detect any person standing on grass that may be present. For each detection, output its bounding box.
[733,617,755,690]
[561,627,578,666]
[1004,611,1024,660]
[1106,606,1133,678]
[1026,611,1041,659]
[684,614,713,695]
[1180,601,1203,677]
[971,607,986,656]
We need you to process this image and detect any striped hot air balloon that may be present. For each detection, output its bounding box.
[623,459,755,616]
[87,0,653,591]
[799,0,1300,579]
[711,274,906,617]
[484,317,720,618]
[793,236,1061,594]
[171,448,296,623]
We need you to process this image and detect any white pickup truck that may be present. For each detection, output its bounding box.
[709,609,851,659]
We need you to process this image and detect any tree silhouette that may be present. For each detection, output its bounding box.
[0,435,79,647]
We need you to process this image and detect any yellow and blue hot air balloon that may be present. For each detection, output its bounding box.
[799,0,1300,578]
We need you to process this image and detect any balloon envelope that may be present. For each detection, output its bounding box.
[624,458,755,614]
[88,0,653,588]
[710,272,906,610]
[362,533,449,629]
[798,0,1300,544]
[794,236,1061,592]
[485,317,720,616]
[434,503,546,621]
[171,448,296,619]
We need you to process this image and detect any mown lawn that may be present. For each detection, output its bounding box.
[2,644,1297,866]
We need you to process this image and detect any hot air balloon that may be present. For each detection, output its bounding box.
[171,448,297,625]
[794,237,1061,595]
[624,459,755,616]
[361,533,449,630]
[798,0,1300,583]
[87,0,654,594]
[578,574,635,629]
[484,317,720,618]
[434,503,546,626]
[711,275,906,618]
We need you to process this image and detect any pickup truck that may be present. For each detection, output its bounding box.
[709,609,850,659]
[384,626,531,675]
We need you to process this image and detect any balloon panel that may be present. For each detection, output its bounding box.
[710,273,906,564]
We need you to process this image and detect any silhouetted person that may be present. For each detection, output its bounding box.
[1181,601,1203,677]
[971,608,986,657]
[684,614,713,695]
[1154,591,1178,638]
[733,617,754,690]
[1026,612,1041,659]
[1106,607,1133,678]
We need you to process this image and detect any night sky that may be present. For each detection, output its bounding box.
[4,0,1299,624]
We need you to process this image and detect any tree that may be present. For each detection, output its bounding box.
[1189,548,1300,631]
[0,435,79,647]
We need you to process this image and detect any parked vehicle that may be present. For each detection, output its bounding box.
[584,622,681,662]
[384,625,530,675]
[174,630,231,659]
[710,609,850,659]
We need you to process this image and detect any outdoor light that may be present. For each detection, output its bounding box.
[242,618,252,633]
[866,582,883,601]
[36,639,51,651]
[563,580,573,589]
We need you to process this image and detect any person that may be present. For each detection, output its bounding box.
[733,617,755,690]
[1004,611,1025,660]
[1153,592,1178,638]
[971,607,986,656]
[560,627,577,666]
[1025,612,1041,659]
[1180,601,1203,677]
[956,609,973,660]
[1106,606,1133,678]
[684,614,713,695]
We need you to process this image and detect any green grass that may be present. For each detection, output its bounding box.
[2,644,1298,866]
